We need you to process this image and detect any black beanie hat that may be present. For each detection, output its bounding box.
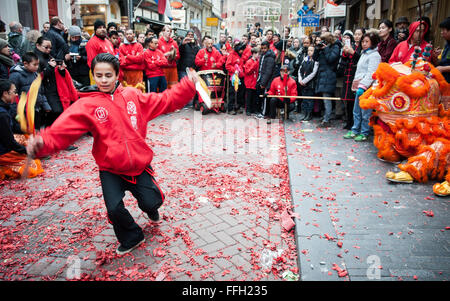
[94,19,106,32]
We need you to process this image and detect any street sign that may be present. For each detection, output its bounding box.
[206,17,219,27]
[300,14,320,27]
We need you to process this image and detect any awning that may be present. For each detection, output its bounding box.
[135,16,168,26]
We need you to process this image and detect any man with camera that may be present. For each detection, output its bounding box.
[178,30,200,80]
[67,26,90,87]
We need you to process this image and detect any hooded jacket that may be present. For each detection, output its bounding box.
[36,77,196,176]
[143,48,169,78]
[225,50,245,78]
[9,64,51,112]
[257,49,277,89]
[0,101,26,156]
[86,35,116,68]
[178,41,200,72]
[158,36,180,68]
[244,56,259,90]
[119,40,145,71]
[389,21,430,64]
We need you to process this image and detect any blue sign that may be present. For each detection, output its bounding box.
[301,14,320,27]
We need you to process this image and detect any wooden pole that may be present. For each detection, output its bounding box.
[260,95,342,101]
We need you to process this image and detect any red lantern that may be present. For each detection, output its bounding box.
[171,1,183,9]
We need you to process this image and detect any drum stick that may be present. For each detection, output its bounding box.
[260,95,342,101]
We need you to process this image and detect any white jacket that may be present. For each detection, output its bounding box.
[354,47,381,90]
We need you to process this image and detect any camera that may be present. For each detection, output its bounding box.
[70,52,79,63]
[55,59,64,66]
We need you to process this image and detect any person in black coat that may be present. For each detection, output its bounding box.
[313,32,341,128]
[256,41,277,117]
[67,26,90,87]
[44,17,70,61]
[337,29,364,130]
[178,30,200,79]
[0,79,26,156]
[0,38,14,79]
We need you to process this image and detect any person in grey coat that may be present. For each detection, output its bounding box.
[313,32,341,127]
[343,31,381,142]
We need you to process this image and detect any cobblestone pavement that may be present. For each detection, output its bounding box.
[0,109,297,281]
[285,113,450,281]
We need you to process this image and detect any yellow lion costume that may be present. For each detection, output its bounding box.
[359,57,450,196]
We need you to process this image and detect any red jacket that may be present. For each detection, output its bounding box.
[36,78,196,176]
[268,75,298,103]
[242,44,252,62]
[119,41,145,71]
[389,21,430,64]
[226,51,244,78]
[244,57,259,89]
[86,35,116,68]
[157,37,180,68]
[144,48,169,78]
[195,47,223,71]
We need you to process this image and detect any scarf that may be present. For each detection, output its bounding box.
[0,53,14,68]
[54,69,78,111]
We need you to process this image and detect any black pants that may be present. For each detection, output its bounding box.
[256,85,268,116]
[245,89,258,114]
[227,80,245,112]
[268,99,294,119]
[99,166,164,249]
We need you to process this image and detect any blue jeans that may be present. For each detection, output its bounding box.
[148,76,167,93]
[351,94,373,136]
[322,93,333,122]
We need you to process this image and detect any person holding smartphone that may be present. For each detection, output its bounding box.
[178,30,200,80]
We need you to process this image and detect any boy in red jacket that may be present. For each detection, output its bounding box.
[225,42,246,114]
[144,37,169,93]
[26,53,199,255]
[119,29,145,88]
[243,47,259,116]
[266,65,297,124]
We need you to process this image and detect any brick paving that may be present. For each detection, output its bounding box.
[0,110,297,281]
[285,113,450,281]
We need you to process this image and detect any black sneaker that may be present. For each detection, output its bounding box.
[66,145,78,152]
[147,210,161,223]
[116,238,145,255]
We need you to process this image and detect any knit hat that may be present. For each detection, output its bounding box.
[343,30,354,38]
[68,25,82,37]
[395,16,410,26]
[94,19,106,32]
[107,22,117,31]
[0,38,8,50]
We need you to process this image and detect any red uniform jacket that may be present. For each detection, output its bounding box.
[226,51,244,78]
[36,78,196,176]
[242,44,253,62]
[143,48,169,78]
[195,47,223,71]
[85,35,116,68]
[119,41,145,71]
[244,57,259,90]
[158,37,180,68]
[268,75,297,103]
[389,21,430,64]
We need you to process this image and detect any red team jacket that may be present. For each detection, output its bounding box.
[36,78,196,176]
[143,48,169,78]
[119,41,145,71]
[86,35,116,68]
[268,76,298,103]
[225,51,244,78]
[158,37,180,68]
[243,57,259,90]
[195,47,223,71]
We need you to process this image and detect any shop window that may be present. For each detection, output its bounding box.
[18,0,34,30]
[80,4,107,35]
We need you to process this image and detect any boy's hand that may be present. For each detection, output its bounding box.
[186,68,199,85]
[26,135,44,159]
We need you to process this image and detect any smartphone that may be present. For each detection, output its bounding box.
[55,59,64,66]
[345,39,351,47]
